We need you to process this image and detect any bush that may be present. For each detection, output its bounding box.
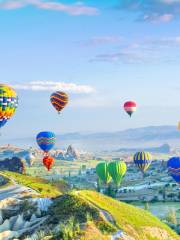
[49,194,100,223]
[56,217,81,240]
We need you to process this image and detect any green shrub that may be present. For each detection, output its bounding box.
[56,217,81,240]
[49,194,100,223]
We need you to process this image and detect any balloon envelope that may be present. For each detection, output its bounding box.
[50,91,68,113]
[96,162,111,184]
[134,152,152,173]
[36,131,56,153]
[0,84,18,128]
[167,157,180,184]
[124,101,136,117]
[108,161,127,186]
[43,155,54,171]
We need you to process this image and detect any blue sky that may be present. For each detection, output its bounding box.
[1,0,180,139]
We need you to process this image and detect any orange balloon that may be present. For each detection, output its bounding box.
[43,155,54,171]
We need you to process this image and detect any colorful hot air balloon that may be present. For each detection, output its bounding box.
[124,101,137,117]
[178,122,180,130]
[36,131,56,153]
[167,157,180,184]
[134,152,152,173]
[50,91,68,114]
[0,84,18,128]
[96,162,111,184]
[43,155,54,171]
[108,161,127,186]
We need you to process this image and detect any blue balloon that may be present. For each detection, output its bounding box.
[36,131,56,153]
[167,157,180,184]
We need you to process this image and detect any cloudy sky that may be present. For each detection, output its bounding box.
[1,0,180,139]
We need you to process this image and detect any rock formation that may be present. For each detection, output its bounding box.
[65,145,79,160]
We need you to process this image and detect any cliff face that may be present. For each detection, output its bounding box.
[0,157,25,174]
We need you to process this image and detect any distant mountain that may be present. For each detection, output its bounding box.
[1,125,180,151]
[116,144,171,154]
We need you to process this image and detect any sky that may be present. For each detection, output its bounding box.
[1,0,180,139]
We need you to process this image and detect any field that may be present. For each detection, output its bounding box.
[26,158,99,179]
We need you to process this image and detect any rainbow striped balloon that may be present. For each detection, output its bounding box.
[134,151,152,173]
[0,84,18,128]
[50,91,68,114]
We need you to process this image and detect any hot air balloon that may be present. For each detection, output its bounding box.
[167,157,180,184]
[124,101,136,117]
[0,84,18,128]
[96,162,111,184]
[108,161,127,186]
[43,155,54,171]
[50,91,68,114]
[178,122,180,130]
[134,152,152,174]
[36,131,56,153]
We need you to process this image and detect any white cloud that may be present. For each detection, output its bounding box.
[90,35,180,64]
[0,0,99,15]
[80,36,123,46]
[12,81,95,93]
[118,0,180,23]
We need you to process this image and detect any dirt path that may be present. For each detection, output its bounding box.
[99,209,124,240]
[0,173,38,201]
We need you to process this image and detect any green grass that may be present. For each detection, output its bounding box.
[49,193,116,235]
[78,190,179,240]
[2,171,64,198]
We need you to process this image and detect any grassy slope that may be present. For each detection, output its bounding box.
[2,171,63,198]
[1,172,178,239]
[79,190,179,240]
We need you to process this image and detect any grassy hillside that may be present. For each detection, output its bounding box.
[2,171,67,198]
[1,172,179,240]
[78,190,179,240]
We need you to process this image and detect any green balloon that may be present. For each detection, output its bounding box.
[108,161,127,186]
[96,162,111,184]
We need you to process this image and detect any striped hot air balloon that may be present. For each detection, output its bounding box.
[178,122,180,130]
[0,84,18,128]
[167,157,180,184]
[133,151,152,173]
[124,101,137,117]
[96,162,111,184]
[36,131,56,153]
[50,91,68,114]
[108,161,127,186]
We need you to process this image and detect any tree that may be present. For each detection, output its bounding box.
[166,208,177,225]
[144,202,149,211]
